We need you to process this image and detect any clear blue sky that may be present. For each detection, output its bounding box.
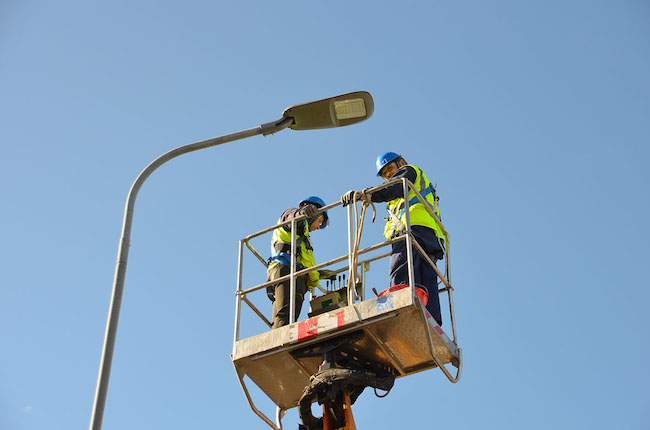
[1,1,649,429]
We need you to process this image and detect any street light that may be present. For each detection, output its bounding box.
[89,91,374,430]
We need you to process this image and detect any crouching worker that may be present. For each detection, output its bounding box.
[267,196,330,329]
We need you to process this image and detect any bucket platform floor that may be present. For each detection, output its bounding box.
[232,286,459,410]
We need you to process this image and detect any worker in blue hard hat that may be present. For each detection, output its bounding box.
[266,196,333,329]
[341,153,445,325]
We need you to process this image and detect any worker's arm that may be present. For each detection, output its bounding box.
[370,166,417,203]
[299,247,321,290]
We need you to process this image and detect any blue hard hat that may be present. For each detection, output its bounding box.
[376,152,402,176]
[300,196,329,229]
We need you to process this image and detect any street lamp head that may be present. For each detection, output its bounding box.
[282,91,374,130]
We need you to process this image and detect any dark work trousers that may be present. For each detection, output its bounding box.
[267,263,309,329]
[389,225,444,325]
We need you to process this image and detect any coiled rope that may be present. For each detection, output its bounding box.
[347,192,375,296]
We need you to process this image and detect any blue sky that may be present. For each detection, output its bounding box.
[1,1,649,429]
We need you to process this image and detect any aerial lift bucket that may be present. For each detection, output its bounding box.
[232,285,460,414]
[231,178,462,429]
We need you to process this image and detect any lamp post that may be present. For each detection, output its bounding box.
[89,91,374,430]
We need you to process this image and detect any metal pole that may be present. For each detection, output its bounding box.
[289,219,297,324]
[346,202,355,304]
[89,117,293,430]
[276,406,287,429]
[445,232,452,285]
[233,240,245,352]
[445,232,458,344]
[361,262,366,301]
[244,240,269,268]
[402,179,416,290]
[241,296,272,328]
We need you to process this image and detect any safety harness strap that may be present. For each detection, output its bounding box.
[396,183,436,219]
[386,209,407,239]
[269,227,307,269]
[268,252,305,269]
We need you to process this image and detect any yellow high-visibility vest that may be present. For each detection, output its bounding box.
[269,219,319,288]
[383,164,445,243]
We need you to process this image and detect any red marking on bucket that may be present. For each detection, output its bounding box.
[298,317,319,340]
[336,311,345,328]
[378,284,428,306]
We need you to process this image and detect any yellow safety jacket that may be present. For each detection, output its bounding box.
[268,219,319,289]
[383,164,445,243]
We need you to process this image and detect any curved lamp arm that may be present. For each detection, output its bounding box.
[89,117,292,430]
[90,91,373,430]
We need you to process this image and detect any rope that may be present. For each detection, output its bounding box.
[315,284,328,294]
[347,192,375,295]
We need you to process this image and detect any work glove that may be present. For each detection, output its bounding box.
[302,204,318,217]
[318,269,337,280]
[341,190,360,207]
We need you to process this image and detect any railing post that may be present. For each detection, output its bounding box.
[289,219,297,324]
[233,240,244,353]
[361,262,367,301]
[402,179,416,293]
[445,231,458,344]
[346,202,356,304]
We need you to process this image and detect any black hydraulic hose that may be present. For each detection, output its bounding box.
[298,367,395,430]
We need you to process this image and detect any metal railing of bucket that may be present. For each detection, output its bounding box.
[232,177,462,427]
[233,177,457,343]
